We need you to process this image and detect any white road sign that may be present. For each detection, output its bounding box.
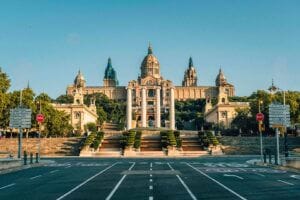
[269,104,290,127]
[9,108,32,128]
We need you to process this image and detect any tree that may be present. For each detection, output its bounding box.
[55,94,74,104]
[0,67,10,93]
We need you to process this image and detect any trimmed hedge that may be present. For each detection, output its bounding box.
[134,131,142,149]
[121,130,136,149]
[199,131,219,147]
[160,130,177,147]
[84,131,104,150]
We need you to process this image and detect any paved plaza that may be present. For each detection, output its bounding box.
[0,156,299,200]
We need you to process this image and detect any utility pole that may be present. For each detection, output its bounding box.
[18,90,23,159]
[258,100,263,163]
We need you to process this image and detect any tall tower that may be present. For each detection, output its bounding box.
[103,57,119,87]
[182,57,198,87]
[73,70,85,105]
[140,44,160,79]
[215,68,227,87]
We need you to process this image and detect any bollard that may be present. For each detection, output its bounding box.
[24,151,27,165]
[30,153,33,164]
[263,152,267,163]
[35,153,39,163]
[274,152,278,165]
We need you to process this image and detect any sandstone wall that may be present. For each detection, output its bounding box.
[219,136,300,155]
[0,137,84,157]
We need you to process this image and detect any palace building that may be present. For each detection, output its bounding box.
[62,45,248,131]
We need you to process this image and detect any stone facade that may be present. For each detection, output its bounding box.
[64,44,247,129]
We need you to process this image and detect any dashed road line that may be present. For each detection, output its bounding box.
[105,162,136,200]
[150,179,153,182]
[56,162,118,200]
[168,163,198,200]
[223,174,244,180]
[277,180,294,186]
[149,185,153,190]
[149,196,153,200]
[30,175,42,180]
[186,163,247,200]
[254,173,265,177]
[0,183,16,190]
[150,174,152,177]
[150,162,153,168]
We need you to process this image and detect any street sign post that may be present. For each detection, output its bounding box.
[256,113,264,122]
[36,114,45,123]
[269,103,291,165]
[9,108,32,158]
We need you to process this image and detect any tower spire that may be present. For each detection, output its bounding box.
[107,57,112,68]
[189,57,193,68]
[148,42,153,55]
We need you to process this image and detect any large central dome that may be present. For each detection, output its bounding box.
[140,44,160,78]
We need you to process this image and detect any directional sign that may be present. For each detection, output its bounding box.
[9,108,32,128]
[269,104,290,127]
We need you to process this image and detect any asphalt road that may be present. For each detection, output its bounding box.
[0,156,299,200]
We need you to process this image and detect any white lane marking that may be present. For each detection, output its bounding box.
[149,185,153,190]
[254,173,265,177]
[65,166,72,169]
[291,175,300,180]
[105,162,135,200]
[150,179,153,182]
[30,175,42,180]
[186,163,247,200]
[150,162,153,168]
[224,174,244,180]
[150,174,152,177]
[0,183,16,190]
[150,168,152,171]
[168,163,197,200]
[50,170,59,174]
[56,162,118,200]
[149,196,153,200]
[277,180,294,186]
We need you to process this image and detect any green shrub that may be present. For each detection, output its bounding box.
[134,131,142,149]
[84,132,97,147]
[205,131,219,146]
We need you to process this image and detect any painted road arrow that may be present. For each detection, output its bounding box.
[223,174,244,180]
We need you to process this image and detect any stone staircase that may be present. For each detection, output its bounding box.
[102,122,119,131]
[140,136,162,151]
[181,136,204,151]
[96,136,122,157]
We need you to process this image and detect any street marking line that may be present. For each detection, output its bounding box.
[105,162,135,200]
[254,173,265,177]
[291,175,300,180]
[149,185,153,190]
[150,179,153,182]
[149,196,153,200]
[56,162,118,200]
[150,162,153,168]
[277,180,294,186]
[186,163,247,200]
[150,174,152,177]
[50,170,59,174]
[65,166,71,169]
[30,175,42,180]
[168,163,197,200]
[0,183,16,190]
[224,174,244,180]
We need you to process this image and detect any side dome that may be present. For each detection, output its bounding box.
[74,70,86,88]
[140,44,160,78]
[215,68,227,86]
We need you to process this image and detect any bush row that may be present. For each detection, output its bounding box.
[134,131,142,149]
[83,131,104,150]
[160,130,177,148]
[198,131,219,147]
[120,130,136,149]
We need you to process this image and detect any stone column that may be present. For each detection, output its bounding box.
[126,87,132,130]
[141,87,147,127]
[169,87,175,130]
[156,87,161,128]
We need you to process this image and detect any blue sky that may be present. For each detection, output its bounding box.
[0,0,299,98]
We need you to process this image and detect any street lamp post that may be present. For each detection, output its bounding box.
[258,100,263,163]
